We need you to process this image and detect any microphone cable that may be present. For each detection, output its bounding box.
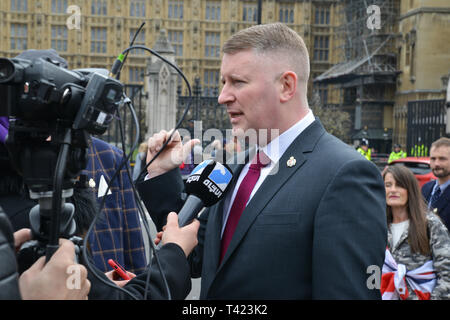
[82,25,147,301]
[112,21,146,81]
[117,44,194,300]
[116,44,193,179]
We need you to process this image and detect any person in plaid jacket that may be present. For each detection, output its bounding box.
[83,137,147,274]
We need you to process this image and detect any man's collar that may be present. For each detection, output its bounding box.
[259,109,315,164]
[436,178,450,193]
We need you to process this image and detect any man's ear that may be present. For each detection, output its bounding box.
[279,71,297,102]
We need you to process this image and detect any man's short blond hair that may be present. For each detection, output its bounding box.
[222,23,310,84]
[431,137,450,150]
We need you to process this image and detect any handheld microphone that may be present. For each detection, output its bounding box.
[178,160,233,227]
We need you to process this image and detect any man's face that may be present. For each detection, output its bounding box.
[430,146,450,179]
[218,50,282,138]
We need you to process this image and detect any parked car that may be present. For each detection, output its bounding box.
[389,157,436,187]
[371,152,390,171]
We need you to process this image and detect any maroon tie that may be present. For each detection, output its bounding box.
[220,151,270,263]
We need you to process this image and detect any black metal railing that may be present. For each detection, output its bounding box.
[407,99,446,156]
[176,77,230,146]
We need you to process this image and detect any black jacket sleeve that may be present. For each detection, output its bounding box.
[136,168,186,231]
[135,168,207,279]
[0,210,21,300]
[88,243,191,300]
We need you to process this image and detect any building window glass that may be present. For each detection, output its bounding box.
[10,24,28,51]
[168,1,183,19]
[51,0,68,13]
[91,0,107,16]
[315,6,330,25]
[206,1,221,21]
[405,35,410,66]
[203,69,220,96]
[243,4,257,22]
[11,0,28,12]
[51,25,68,52]
[205,32,220,58]
[130,0,146,17]
[318,84,328,105]
[129,67,145,83]
[279,5,294,24]
[91,27,107,53]
[313,36,329,61]
[168,30,184,57]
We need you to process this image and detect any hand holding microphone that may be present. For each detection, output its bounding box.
[154,160,234,255]
[154,212,200,257]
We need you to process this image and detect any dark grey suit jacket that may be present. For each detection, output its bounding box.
[422,180,450,231]
[138,119,387,299]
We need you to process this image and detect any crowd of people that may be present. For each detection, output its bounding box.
[0,23,450,301]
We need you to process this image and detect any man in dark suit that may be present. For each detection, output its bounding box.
[137,23,387,299]
[422,137,450,230]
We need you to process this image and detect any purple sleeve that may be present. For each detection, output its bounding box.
[0,117,9,143]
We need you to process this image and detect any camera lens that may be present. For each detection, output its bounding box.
[0,58,15,83]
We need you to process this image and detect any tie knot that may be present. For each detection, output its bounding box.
[249,151,270,170]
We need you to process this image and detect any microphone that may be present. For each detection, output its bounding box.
[178,160,233,227]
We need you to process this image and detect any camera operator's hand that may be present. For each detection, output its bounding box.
[146,129,200,179]
[19,239,91,300]
[160,212,200,257]
[105,270,136,288]
[13,228,31,252]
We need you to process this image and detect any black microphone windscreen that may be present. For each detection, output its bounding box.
[185,160,233,207]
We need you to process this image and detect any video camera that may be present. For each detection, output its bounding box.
[0,50,124,270]
[0,56,122,134]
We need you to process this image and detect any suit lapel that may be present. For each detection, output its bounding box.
[423,182,434,202]
[217,120,325,269]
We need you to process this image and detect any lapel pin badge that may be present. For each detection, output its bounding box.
[287,156,296,168]
[89,178,96,188]
[433,208,438,214]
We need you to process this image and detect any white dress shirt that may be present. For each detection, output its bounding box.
[221,110,316,236]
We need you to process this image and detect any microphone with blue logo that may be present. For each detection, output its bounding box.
[178,160,233,227]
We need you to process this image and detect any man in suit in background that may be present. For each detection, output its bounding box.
[137,23,387,299]
[422,137,450,231]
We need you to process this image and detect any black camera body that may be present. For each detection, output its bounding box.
[0,57,123,135]
[0,56,123,192]
[73,71,123,134]
[17,236,83,274]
